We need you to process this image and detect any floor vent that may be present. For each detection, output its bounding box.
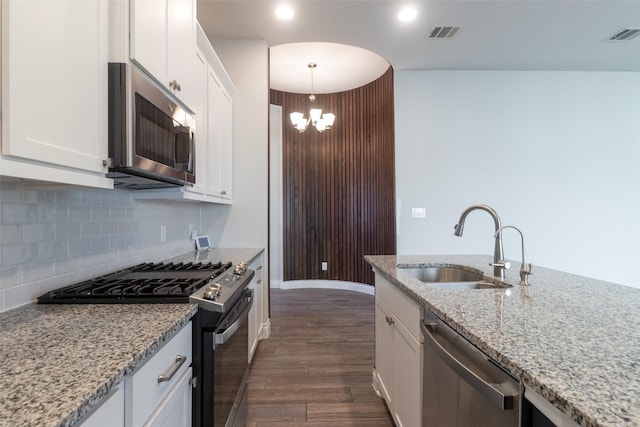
[426,26,461,39]
[605,28,640,41]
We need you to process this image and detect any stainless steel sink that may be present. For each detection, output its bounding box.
[398,266,510,290]
[426,282,505,290]
[400,266,484,283]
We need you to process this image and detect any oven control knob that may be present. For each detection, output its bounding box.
[203,283,221,300]
[234,262,248,275]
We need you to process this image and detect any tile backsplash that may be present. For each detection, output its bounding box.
[0,181,207,312]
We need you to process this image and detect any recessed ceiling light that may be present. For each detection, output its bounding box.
[398,7,417,22]
[275,5,294,20]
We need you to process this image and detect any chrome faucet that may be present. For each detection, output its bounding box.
[454,204,509,280]
[495,225,533,286]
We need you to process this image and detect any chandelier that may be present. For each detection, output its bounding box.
[290,63,336,133]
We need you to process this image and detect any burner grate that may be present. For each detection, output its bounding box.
[37,260,234,304]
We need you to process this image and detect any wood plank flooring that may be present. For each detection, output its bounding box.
[246,288,394,426]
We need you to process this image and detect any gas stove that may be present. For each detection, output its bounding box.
[37,260,254,312]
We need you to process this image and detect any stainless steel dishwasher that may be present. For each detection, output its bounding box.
[421,309,521,426]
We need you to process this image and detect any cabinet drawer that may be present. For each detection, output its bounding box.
[130,323,192,426]
[375,274,422,342]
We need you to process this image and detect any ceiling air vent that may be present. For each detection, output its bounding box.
[426,26,461,40]
[605,28,640,41]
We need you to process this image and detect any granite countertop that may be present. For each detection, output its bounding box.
[365,254,640,427]
[0,247,263,427]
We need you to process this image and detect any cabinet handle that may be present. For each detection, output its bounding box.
[256,265,263,271]
[257,279,262,284]
[386,316,394,325]
[169,80,182,92]
[157,355,187,383]
[220,190,227,195]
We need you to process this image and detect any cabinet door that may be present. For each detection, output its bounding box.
[144,367,192,427]
[393,317,423,427]
[218,88,233,199]
[130,0,195,110]
[79,384,125,427]
[167,0,196,108]
[248,256,263,362]
[1,0,110,183]
[206,67,224,196]
[190,48,209,195]
[130,0,168,87]
[374,298,394,405]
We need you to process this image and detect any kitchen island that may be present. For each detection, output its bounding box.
[366,254,640,427]
[0,248,262,427]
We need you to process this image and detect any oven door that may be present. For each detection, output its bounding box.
[203,289,252,427]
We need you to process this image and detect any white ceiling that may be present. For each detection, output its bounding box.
[197,0,640,93]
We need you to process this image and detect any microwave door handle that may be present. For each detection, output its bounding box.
[214,293,253,346]
[173,125,190,171]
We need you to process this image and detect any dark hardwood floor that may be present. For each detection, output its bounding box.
[246,288,394,426]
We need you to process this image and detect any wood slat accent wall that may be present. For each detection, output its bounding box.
[271,66,396,285]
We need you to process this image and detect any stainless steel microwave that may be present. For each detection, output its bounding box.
[107,63,195,189]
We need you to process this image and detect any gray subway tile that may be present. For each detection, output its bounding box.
[38,240,68,260]
[22,223,55,243]
[55,223,81,240]
[2,204,39,224]
[80,221,101,237]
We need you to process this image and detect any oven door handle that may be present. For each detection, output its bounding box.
[214,293,253,346]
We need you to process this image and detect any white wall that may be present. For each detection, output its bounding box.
[269,104,284,287]
[202,38,269,252]
[395,71,640,288]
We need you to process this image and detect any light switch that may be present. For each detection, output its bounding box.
[412,208,426,218]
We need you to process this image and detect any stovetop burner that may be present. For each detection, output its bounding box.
[37,261,233,304]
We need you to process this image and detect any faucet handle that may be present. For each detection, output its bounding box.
[490,260,511,270]
[520,263,533,286]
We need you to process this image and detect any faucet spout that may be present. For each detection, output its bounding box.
[453,204,506,279]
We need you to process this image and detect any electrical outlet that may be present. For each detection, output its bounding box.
[412,207,426,218]
[160,225,166,242]
[322,262,328,271]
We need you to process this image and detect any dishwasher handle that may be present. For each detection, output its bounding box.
[421,321,516,411]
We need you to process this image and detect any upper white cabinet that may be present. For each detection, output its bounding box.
[129,0,196,111]
[0,0,113,189]
[131,24,234,204]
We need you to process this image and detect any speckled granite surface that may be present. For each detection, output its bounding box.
[365,254,640,427]
[0,247,263,427]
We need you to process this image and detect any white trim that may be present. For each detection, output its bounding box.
[275,279,374,296]
[259,319,271,339]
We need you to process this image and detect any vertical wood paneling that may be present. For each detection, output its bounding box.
[271,67,396,285]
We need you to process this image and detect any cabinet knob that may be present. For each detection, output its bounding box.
[385,315,394,326]
[220,190,227,195]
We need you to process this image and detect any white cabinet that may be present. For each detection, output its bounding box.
[248,254,264,362]
[374,273,423,427]
[131,24,234,204]
[79,384,125,427]
[0,0,112,189]
[127,322,192,427]
[79,322,192,427]
[143,368,192,427]
[129,0,196,110]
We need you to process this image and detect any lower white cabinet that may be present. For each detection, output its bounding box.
[248,254,264,362]
[128,322,192,427]
[143,368,193,427]
[80,384,125,427]
[80,322,192,427]
[374,273,423,427]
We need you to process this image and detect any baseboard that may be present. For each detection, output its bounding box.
[273,279,374,296]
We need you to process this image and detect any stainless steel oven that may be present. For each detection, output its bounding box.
[198,290,252,427]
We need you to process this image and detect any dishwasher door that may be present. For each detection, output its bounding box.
[421,310,521,427]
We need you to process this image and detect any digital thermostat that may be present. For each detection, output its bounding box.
[195,235,211,251]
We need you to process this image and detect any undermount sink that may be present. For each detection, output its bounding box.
[400,266,484,283]
[398,266,510,290]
